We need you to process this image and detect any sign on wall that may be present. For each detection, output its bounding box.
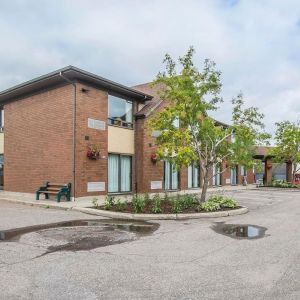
[151,181,162,190]
[225,178,231,184]
[88,118,106,131]
[87,182,105,192]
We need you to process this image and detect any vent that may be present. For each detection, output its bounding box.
[88,118,106,131]
[87,182,105,192]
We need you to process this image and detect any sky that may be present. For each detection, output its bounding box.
[0,0,300,135]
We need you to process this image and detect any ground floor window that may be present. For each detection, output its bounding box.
[188,165,199,188]
[164,161,179,190]
[213,164,221,186]
[240,165,247,176]
[231,166,238,185]
[108,154,132,193]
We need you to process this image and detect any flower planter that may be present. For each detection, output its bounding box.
[87,145,100,160]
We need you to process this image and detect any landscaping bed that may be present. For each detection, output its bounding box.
[96,201,242,214]
[263,180,300,189]
[91,194,241,215]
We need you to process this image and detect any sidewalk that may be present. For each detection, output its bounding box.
[0,185,255,211]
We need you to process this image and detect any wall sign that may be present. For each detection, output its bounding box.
[87,182,105,192]
[88,118,106,130]
[225,178,231,184]
[151,181,162,190]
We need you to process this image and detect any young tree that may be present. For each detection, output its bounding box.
[270,121,300,182]
[148,47,269,202]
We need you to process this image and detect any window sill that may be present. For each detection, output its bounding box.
[108,192,132,195]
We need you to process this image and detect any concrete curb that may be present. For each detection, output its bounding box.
[73,206,249,220]
[0,197,72,211]
[255,187,300,192]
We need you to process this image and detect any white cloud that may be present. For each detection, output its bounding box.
[0,0,299,134]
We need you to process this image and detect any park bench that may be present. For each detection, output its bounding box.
[36,182,71,202]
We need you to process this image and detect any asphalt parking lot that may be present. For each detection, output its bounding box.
[0,189,299,300]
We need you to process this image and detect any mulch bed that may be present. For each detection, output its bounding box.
[95,201,241,214]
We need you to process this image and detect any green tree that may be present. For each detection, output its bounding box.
[270,121,300,182]
[148,47,269,202]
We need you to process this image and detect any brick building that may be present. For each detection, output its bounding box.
[0,66,255,200]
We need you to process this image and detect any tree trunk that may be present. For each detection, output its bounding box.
[199,169,209,203]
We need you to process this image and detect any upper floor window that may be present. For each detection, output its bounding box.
[108,95,133,128]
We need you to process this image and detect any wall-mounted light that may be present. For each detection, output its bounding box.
[81,88,89,93]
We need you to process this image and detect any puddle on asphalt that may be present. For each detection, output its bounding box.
[211,222,267,239]
[0,219,159,255]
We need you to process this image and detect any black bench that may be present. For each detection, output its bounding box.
[36,182,71,202]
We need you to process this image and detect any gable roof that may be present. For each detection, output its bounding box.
[0,66,153,104]
[133,82,229,128]
[133,82,164,118]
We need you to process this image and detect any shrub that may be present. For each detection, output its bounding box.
[152,194,162,214]
[116,199,126,211]
[132,195,145,213]
[171,195,182,214]
[209,195,238,208]
[91,197,99,208]
[200,201,221,212]
[104,195,115,210]
[181,194,196,209]
[271,180,296,188]
[199,195,238,212]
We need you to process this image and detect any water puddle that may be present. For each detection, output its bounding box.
[212,222,267,239]
[0,219,159,254]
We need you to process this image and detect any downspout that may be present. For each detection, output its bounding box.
[59,72,76,201]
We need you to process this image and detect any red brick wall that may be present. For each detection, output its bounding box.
[135,117,165,193]
[74,83,108,197]
[4,85,73,193]
[247,168,255,184]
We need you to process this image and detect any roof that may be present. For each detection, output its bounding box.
[0,66,153,104]
[254,146,274,159]
[133,82,164,118]
[133,82,229,128]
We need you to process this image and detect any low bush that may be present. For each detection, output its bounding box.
[171,195,183,214]
[104,195,115,210]
[270,179,300,188]
[209,195,238,208]
[200,201,221,212]
[132,195,145,213]
[116,199,126,211]
[91,197,99,208]
[151,194,162,214]
[181,194,196,209]
[200,195,238,212]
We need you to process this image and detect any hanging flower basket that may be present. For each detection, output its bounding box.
[150,153,158,164]
[87,145,100,160]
